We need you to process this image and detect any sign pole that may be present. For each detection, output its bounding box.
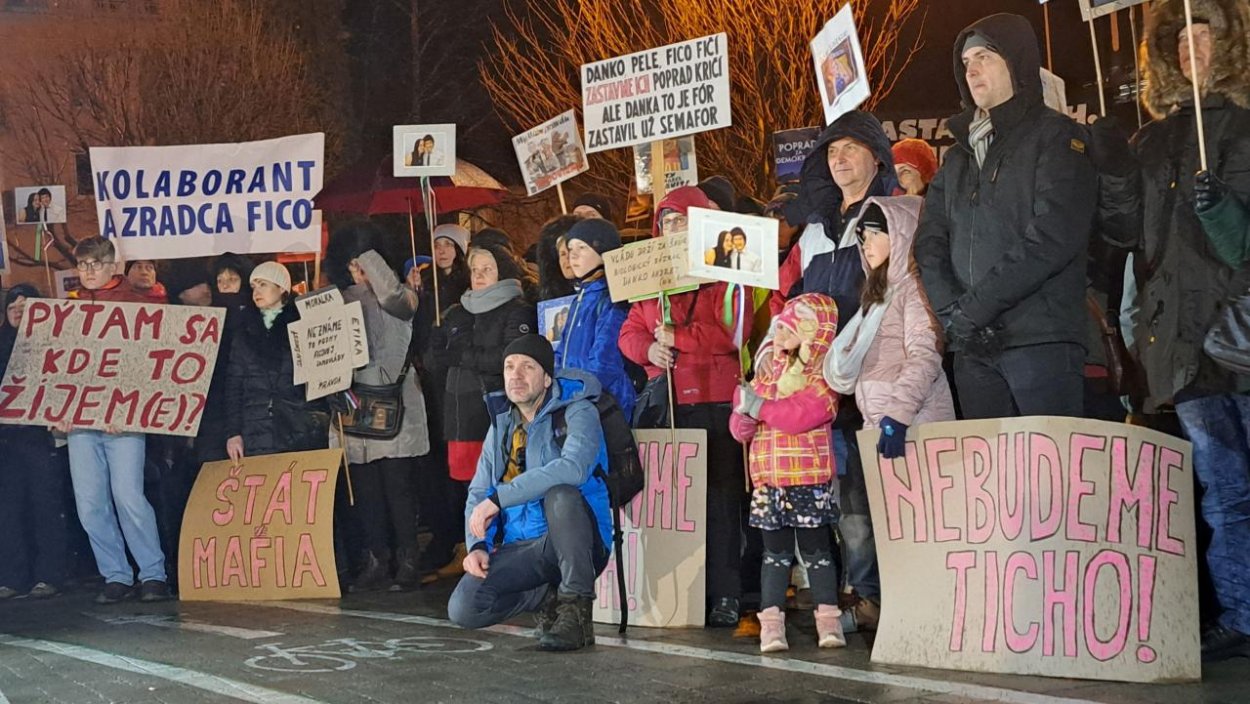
[1130,5,1144,128]
[405,197,418,264]
[1043,1,1054,71]
[421,177,442,325]
[649,141,666,213]
[1088,16,1108,116]
[556,182,569,214]
[1181,0,1210,171]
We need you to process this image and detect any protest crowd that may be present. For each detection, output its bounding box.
[1,0,1249,672]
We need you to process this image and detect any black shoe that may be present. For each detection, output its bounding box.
[707,597,740,628]
[95,582,135,605]
[139,580,172,603]
[28,582,59,599]
[391,547,421,591]
[1202,623,1250,662]
[538,594,594,651]
[351,550,392,592]
[534,585,559,637]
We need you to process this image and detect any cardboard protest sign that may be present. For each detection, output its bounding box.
[1041,68,1069,114]
[603,231,707,302]
[811,5,871,126]
[180,449,342,601]
[287,287,368,400]
[393,124,457,178]
[594,429,707,627]
[633,137,698,194]
[89,134,324,260]
[0,300,224,436]
[0,197,9,275]
[582,33,731,153]
[14,184,67,225]
[859,417,1200,683]
[538,294,575,353]
[772,127,821,185]
[686,207,779,290]
[513,111,589,197]
[1079,0,1150,21]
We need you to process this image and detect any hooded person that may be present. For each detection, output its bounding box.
[771,110,901,323]
[697,175,737,212]
[571,192,615,223]
[555,218,637,419]
[619,185,754,629]
[913,13,1097,420]
[536,215,579,302]
[1097,0,1250,662]
[195,253,256,464]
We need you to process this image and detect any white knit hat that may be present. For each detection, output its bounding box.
[433,224,470,255]
[250,261,291,294]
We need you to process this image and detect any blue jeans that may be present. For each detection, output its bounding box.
[448,486,607,630]
[1176,393,1250,635]
[835,429,879,601]
[67,430,166,585]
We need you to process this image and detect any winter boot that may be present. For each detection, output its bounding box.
[757,606,788,653]
[351,550,392,592]
[815,604,847,648]
[538,594,594,651]
[391,546,420,591]
[534,585,559,637]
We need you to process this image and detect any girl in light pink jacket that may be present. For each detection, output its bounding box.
[824,196,955,459]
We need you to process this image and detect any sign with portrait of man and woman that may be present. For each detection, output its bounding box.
[393,124,457,178]
[685,207,779,290]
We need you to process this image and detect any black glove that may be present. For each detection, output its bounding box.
[944,306,978,349]
[877,416,909,459]
[1194,170,1224,213]
[945,306,1003,359]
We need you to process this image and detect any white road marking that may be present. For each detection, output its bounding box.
[0,687,10,703]
[85,612,283,640]
[253,601,1100,704]
[0,634,328,704]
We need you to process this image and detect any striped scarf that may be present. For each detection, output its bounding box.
[969,111,994,169]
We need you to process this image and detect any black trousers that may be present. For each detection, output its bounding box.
[413,450,458,554]
[0,433,69,590]
[675,403,752,603]
[954,342,1085,419]
[350,457,419,558]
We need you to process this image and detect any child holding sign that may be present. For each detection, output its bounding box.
[730,292,844,653]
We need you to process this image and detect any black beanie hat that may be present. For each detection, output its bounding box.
[572,192,614,222]
[857,202,889,236]
[697,176,736,212]
[503,334,555,378]
[565,218,622,256]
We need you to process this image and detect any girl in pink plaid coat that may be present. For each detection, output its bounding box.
[729,292,844,653]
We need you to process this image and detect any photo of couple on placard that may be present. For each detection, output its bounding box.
[686,207,779,291]
[392,123,456,177]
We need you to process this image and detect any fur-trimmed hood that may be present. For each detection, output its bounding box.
[1143,0,1250,118]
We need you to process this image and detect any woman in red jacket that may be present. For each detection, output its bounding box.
[619,186,753,628]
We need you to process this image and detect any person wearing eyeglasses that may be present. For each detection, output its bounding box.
[63,237,171,605]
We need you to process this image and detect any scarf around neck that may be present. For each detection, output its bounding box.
[461,278,523,314]
[968,110,994,168]
[822,291,893,395]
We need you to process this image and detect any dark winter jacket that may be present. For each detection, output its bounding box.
[555,275,636,419]
[1101,0,1250,410]
[465,369,611,550]
[426,280,535,444]
[224,303,322,457]
[914,13,1098,350]
[0,284,51,446]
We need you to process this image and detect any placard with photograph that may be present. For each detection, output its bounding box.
[512,111,589,197]
[633,137,698,195]
[13,185,67,225]
[393,124,457,178]
[686,207,779,290]
[538,294,576,352]
[810,5,871,126]
[1078,0,1150,22]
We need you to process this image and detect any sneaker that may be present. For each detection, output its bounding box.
[815,604,847,648]
[757,606,788,653]
[1202,623,1250,662]
[0,586,17,600]
[139,580,172,603]
[28,582,59,599]
[95,582,135,604]
[707,596,740,628]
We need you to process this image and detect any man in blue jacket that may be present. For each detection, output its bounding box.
[448,334,612,652]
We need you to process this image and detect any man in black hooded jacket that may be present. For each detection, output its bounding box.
[914,14,1097,419]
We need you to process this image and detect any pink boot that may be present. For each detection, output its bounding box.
[815,604,847,648]
[757,606,788,653]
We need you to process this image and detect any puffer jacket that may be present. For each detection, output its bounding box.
[914,13,1097,350]
[555,275,636,419]
[426,280,535,444]
[68,275,158,304]
[224,303,323,457]
[853,196,956,429]
[330,250,430,464]
[1100,0,1250,411]
[464,369,611,549]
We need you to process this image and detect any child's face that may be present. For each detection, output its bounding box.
[775,324,801,352]
[861,228,891,270]
[76,257,116,290]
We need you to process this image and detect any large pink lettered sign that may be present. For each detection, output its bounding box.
[594,429,707,627]
[860,417,1199,683]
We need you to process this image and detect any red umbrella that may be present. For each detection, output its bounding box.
[313,157,509,215]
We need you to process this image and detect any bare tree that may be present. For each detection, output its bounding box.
[480,0,924,203]
[0,0,345,269]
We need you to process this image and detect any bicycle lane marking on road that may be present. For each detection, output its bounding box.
[84,612,285,640]
[247,601,1101,704]
[0,633,330,704]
